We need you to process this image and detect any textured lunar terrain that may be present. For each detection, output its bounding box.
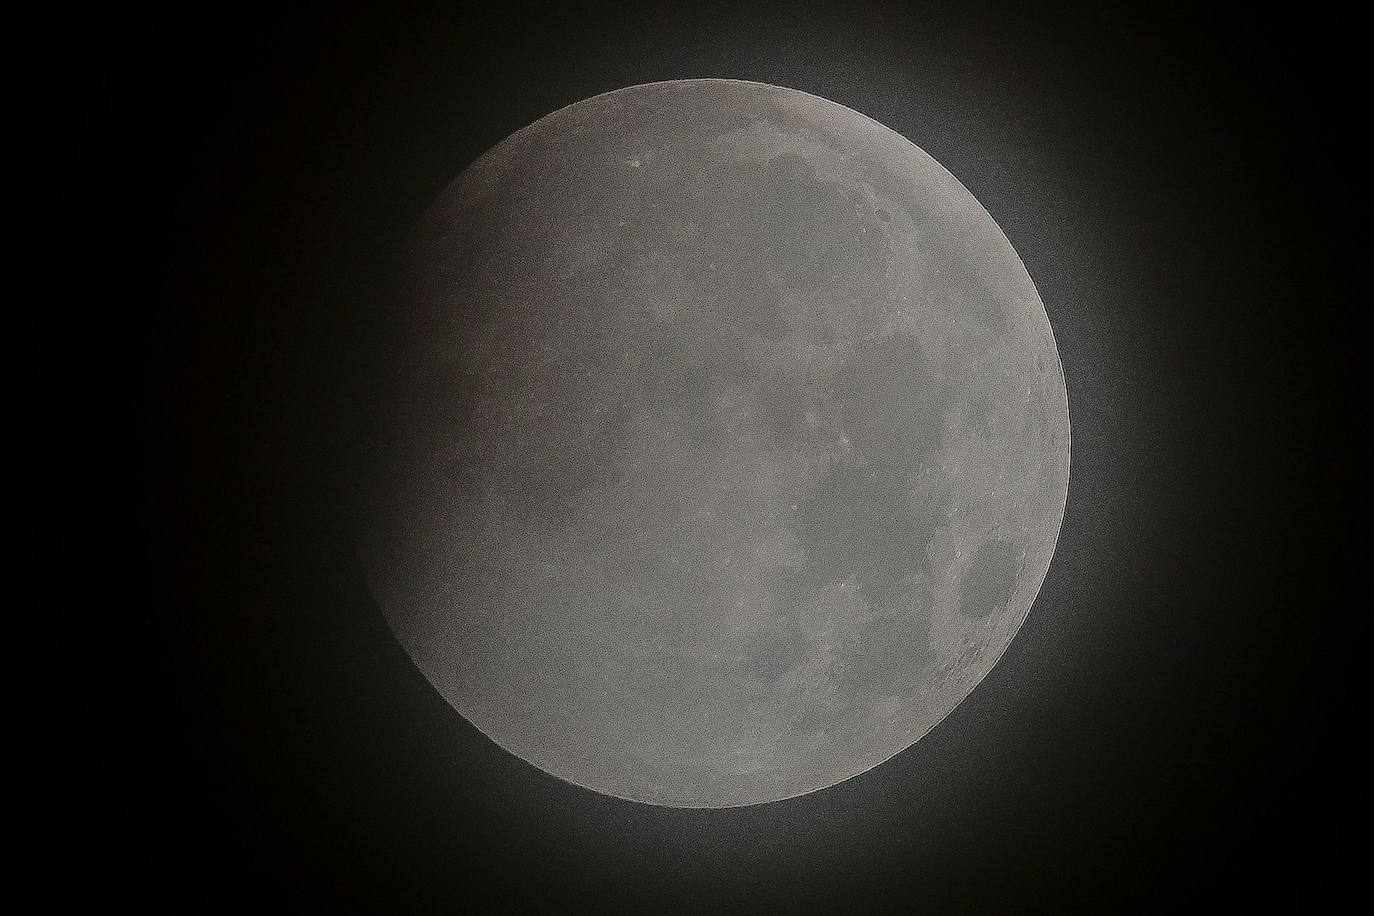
[358,79,1070,807]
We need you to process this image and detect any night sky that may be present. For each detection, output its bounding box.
[47,2,1345,911]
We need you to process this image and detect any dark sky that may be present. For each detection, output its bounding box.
[47,2,1346,911]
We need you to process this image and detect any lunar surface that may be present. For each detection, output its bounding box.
[358,79,1069,807]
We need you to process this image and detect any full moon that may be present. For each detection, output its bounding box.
[358,79,1069,807]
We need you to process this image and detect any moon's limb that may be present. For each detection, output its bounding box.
[358,79,1070,807]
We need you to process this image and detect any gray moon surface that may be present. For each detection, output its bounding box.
[358,79,1069,807]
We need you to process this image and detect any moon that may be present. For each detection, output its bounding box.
[358,79,1070,807]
